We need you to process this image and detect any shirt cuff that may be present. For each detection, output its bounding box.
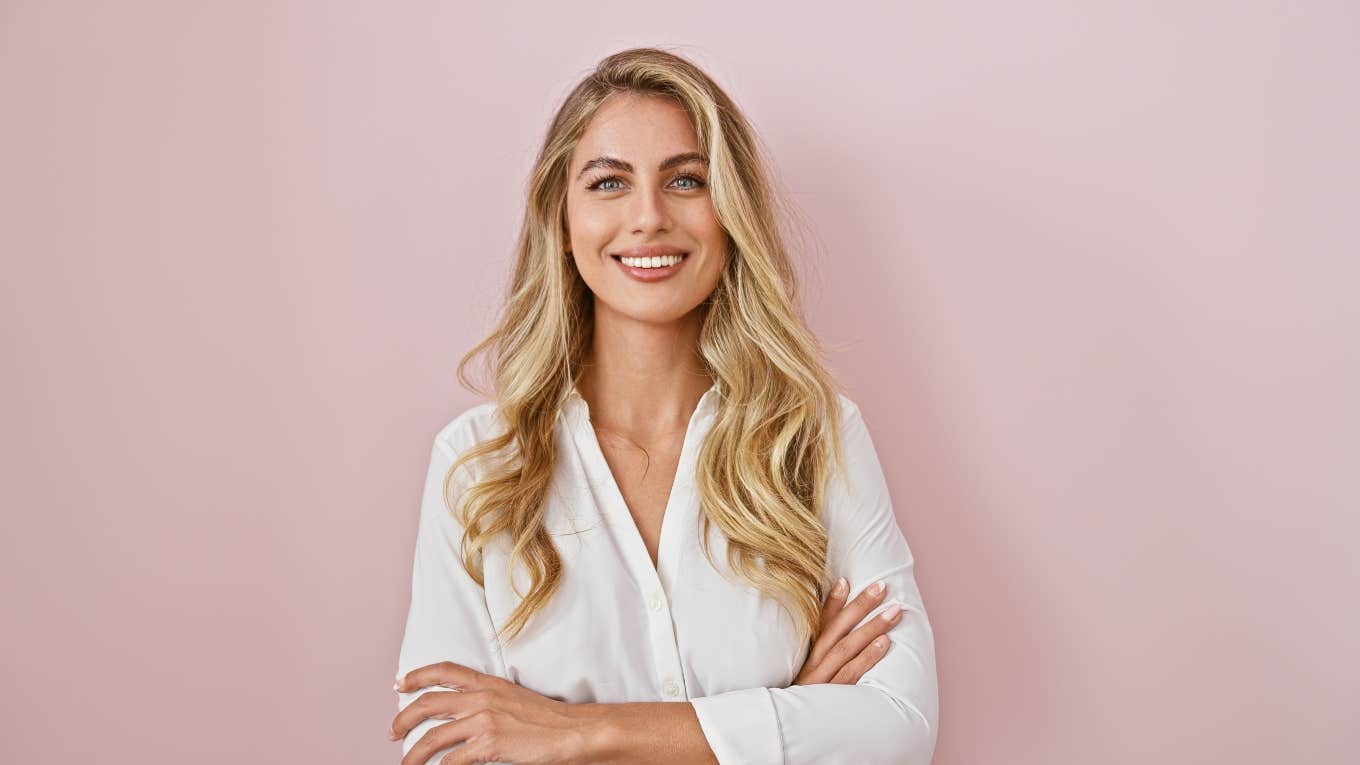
[689,686,784,765]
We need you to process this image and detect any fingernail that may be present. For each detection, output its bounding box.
[393,682,401,692]
[870,581,886,596]
[874,636,888,648]
[832,577,847,597]
[880,604,902,621]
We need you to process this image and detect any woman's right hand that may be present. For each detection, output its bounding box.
[791,578,904,686]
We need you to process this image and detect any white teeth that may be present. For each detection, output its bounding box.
[620,254,684,268]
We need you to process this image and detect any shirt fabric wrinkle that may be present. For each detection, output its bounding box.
[396,386,939,764]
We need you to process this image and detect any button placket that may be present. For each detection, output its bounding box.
[569,386,712,704]
[643,583,687,699]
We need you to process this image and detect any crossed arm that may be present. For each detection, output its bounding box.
[578,700,718,763]
[393,672,721,765]
[395,400,938,764]
[394,651,927,764]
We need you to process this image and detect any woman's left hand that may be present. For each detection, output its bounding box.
[389,661,603,765]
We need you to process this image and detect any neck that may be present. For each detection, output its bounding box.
[576,300,713,436]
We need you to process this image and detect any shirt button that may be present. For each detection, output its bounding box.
[663,680,680,697]
[649,596,663,612]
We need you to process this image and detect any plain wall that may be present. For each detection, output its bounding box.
[2,1,1355,762]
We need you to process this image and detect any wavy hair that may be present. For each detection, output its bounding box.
[443,46,848,649]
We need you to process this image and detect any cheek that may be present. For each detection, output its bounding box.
[701,252,727,288]
[565,196,595,235]
[679,201,720,229]
[569,214,615,253]
[691,212,728,253]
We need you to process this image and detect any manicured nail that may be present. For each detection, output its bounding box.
[870,581,886,596]
[874,636,888,648]
[832,577,847,597]
[879,604,902,621]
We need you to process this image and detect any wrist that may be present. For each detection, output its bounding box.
[568,702,625,763]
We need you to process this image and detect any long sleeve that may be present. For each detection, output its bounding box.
[689,398,940,764]
[394,432,509,763]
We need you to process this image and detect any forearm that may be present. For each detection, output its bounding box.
[572,701,719,765]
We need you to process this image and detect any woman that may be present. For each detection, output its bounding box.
[389,47,939,765]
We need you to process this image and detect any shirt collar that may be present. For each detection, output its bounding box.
[561,380,722,423]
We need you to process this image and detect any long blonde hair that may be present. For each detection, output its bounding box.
[445,46,848,649]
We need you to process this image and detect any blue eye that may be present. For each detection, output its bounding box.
[586,174,708,192]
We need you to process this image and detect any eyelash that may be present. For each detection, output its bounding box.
[586,173,708,192]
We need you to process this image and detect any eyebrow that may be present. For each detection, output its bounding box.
[576,152,708,180]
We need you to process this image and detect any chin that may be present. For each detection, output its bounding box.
[605,299,702,325]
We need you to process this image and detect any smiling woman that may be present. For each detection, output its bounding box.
[392,46,939,765]
[566,94,729,322]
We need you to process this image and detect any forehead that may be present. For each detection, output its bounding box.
[573,94,699,164]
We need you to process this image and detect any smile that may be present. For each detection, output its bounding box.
[611,253,689,282]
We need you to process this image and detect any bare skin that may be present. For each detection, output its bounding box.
[389,584,902,763]
[566,90,728,573]
[793,578,904,686]
[590,418,685,569]
[389,93,904,762]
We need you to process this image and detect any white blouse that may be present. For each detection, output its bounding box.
[395,384,939,764]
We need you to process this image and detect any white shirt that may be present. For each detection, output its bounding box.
[396,384,939,764]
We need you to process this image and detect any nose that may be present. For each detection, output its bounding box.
[628,180,673,235]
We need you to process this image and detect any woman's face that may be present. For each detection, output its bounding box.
[564,93,728,325]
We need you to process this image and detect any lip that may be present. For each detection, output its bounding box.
[611,250,690,283]
[611,244,687,259]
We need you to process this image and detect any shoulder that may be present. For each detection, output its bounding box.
[834,391,863,421]
[421,402,505,500]
[832,391,868,438]
[827,391,881,478]
[431,401,503,458]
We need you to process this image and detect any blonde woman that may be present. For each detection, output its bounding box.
[389,47,938,765]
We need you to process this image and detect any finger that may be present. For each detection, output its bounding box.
[835,602,904,664]
[396,661,489,695]
[807,580,888,668]
[829,603,904,681]
[401,711,484,765]
[829,633,893,685]
[826,580,890,642]
[807,601,904,685]
[806,578,847,664]
[439,734,492,765]
[820,577,849,623]
[390,689,485,742]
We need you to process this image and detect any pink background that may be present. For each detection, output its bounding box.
[3,2,1356,762]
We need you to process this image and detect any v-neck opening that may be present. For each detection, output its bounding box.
[569,386,717,579]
